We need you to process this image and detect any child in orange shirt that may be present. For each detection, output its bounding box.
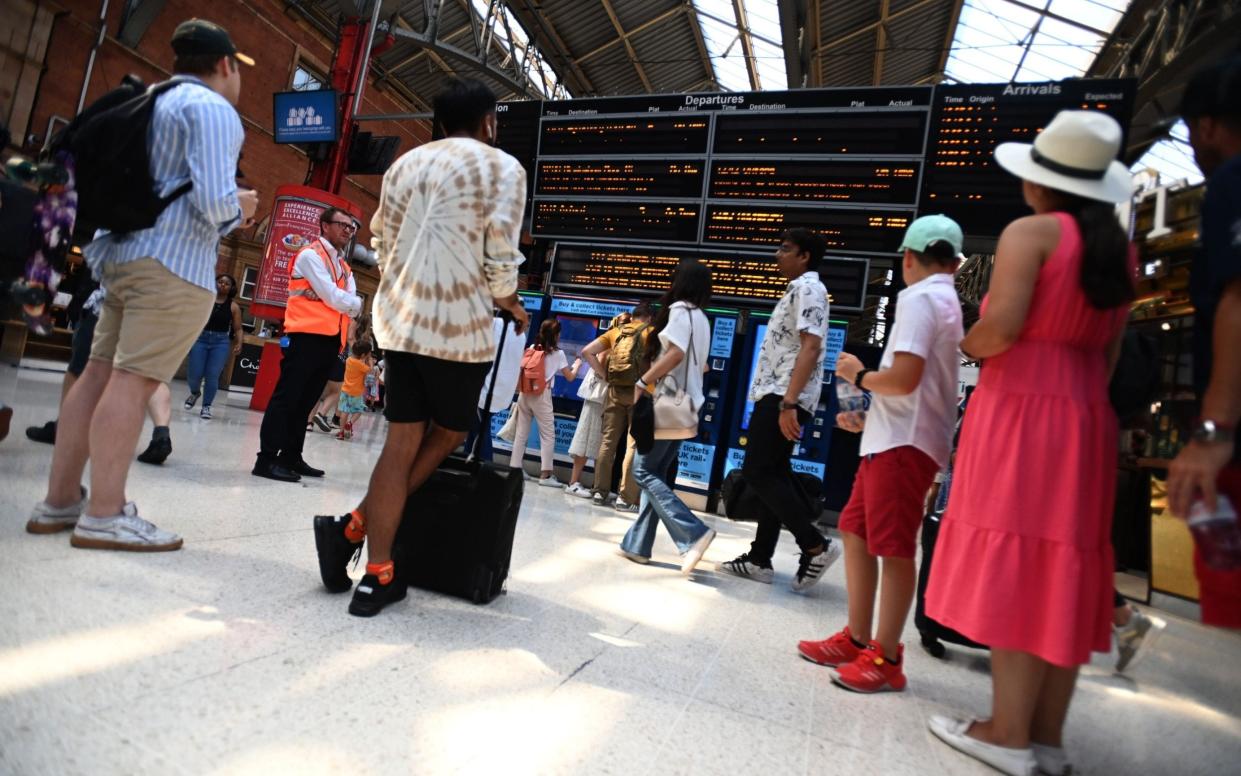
[337,341,373,439]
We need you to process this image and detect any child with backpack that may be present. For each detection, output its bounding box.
[509,319,576,485]
[336,341,374,440]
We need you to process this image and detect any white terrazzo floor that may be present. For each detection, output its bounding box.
[1,363,1239,775]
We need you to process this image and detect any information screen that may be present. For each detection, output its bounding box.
[536,160,704,199]
[709,160,920,205]
[703,205,910,254]
[539,115,710,155]
[551,244,870,311]
[920,79,1135,237]
[533,201,701,243]
[496,100,542,206]
[711,111,928,156]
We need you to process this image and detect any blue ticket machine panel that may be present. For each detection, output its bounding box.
[673,308,740,495]
[723,317,849,485]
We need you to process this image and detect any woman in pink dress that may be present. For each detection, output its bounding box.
[925,111,1136,776]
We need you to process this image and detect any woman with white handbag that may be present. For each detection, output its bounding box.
[565,354,608,497]
[617,260,717,574]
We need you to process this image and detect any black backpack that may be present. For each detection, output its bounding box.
[1109,329,1161,426]
[50,75,194,244]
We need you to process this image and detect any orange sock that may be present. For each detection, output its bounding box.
[366,560,394,585]
[344,508,366,542]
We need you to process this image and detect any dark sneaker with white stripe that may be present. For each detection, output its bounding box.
[792,540,842,592]
[715,553,774,584]
[314,514,363,593]
[348,573,407,617]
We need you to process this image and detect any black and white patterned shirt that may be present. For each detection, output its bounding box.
[748,271,829,412]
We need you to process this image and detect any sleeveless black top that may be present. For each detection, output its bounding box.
[204,301,232,334]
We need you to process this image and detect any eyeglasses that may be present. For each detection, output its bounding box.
[329,221,358,231]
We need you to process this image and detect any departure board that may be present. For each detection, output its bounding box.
[533,201,701,243]
[551,244,870,311]
[538,115,710,155]
[536,160,704,199]
[712,111,928,156]
[709,160,920,205]
[496,100,541,209]
[703,205,911,254]
[920,79,1135,237]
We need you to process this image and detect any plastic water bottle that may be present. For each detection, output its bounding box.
[1189,495,1241,571]
[836,379,869,429]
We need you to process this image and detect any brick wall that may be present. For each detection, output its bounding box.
[28,0,435,293]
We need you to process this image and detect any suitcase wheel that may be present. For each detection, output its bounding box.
[920,633,946,659]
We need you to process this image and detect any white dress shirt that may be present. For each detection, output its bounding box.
[292,236,361,318]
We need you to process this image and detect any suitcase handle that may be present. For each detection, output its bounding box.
[471,310,513,460]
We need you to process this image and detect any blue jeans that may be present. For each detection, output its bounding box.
[185,330,233,407]
[621,439,711,558]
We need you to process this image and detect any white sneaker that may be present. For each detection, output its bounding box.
[591,492,612,506]
[26,486,88,534]
[564,482,592,498]
[613,498,639,514]
[537,475,564,488]
[1115,609,1166,673]
[70,502,183,552]
[616,548,650,565]
[928,715,1037,776]
[681,528,716,575]
[791,540,842,592]
[1032,743,1071,776]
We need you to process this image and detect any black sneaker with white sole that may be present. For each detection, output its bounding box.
[791,540,842,592]
[715,553,774,584]
[348,573,407,617]
[313,514,363,593]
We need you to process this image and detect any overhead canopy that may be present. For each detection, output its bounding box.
[286,0,1241,183]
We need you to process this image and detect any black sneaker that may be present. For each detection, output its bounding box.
[136,436,172,465]
[348,573,407,617]
[285,458,325,478]
[314,514,363,593]
[313,413,332,432]
[792,541,842,592]
[25,420,57,445]
[714,553,774,584]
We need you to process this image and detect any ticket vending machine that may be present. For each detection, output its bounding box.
[723,316,849,486]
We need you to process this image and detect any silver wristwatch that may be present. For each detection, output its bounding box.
[1191,419,1235,444]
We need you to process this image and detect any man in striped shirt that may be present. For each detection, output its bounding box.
[25,19,257,552]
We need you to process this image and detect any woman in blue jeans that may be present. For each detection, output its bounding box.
[184,274,243,419]
[619,260,717,575]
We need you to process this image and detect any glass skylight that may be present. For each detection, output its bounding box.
[1131,121,1205,186]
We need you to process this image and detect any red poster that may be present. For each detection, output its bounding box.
[250,185,361,321]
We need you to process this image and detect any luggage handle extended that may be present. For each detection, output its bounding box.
[471,309,514,460]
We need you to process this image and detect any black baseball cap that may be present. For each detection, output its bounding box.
[171,19,255,66]
[1180,55,1241,121]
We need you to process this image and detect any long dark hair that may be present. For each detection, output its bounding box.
[648,260,713,360]
[1056,192,1134,309]
[217,274,237,302]
[536,319,561,351]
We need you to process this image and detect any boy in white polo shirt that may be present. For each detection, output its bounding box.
[797,215,964,693]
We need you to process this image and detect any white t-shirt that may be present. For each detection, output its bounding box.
[477,318,527,412]
[860,273,963,468]
[658,302,712,409]
[541,348,569,382]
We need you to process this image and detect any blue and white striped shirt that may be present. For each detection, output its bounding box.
[84,77,244,292]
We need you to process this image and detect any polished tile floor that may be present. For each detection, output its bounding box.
[1,363,1239,775]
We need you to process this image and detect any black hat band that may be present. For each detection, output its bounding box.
[1030,147,1106,181]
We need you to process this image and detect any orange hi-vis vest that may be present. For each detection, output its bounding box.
[286,238,351,348]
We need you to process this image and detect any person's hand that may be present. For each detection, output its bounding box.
[835,411,864,433]
[835,352,864,384]
[232,340,242,356]
[1167,439,1235,518]
[238,188,259,221]
[498,296,529,335]
[779,406,802,441]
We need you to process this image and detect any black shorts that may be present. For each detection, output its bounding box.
[328,351,346,383]
[383,351,490,431]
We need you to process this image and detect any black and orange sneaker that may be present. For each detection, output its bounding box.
[314,514,363,593]
[348,572,407,617]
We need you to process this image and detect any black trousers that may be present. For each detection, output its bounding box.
[257,332,340,465]
[742,393,826,565]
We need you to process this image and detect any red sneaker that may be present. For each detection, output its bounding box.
[797,626,865,667]
[832,642,907,693]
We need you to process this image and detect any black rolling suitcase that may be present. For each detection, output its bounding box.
[915,512,986,658]
[393,314,525,604]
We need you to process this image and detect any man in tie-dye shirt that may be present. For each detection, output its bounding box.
[313,78,530,617]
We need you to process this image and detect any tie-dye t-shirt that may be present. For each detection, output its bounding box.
[369,137,526,363]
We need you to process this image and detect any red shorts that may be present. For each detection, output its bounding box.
[838,446,940,559]
[1195,464,1241,629]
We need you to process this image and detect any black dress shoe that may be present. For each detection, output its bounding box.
[26,420,57,445]
[252,461,302,482]
[136,436,172,465]
[285,459,325,478]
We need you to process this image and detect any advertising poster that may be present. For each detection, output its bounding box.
[252,195,324,317]
[230,343,264,389]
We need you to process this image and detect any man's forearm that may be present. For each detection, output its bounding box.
[1202,283,1241,425]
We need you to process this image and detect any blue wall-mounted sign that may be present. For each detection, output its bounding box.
[273,90,338,144]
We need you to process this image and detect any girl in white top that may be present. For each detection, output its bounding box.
[510,319,575,485]
[618,260,717,573]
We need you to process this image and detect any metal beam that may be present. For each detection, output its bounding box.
[816,0,938,52]
[509,0,595,94]
[732,0,761,91]
[933,0,966,82]
[873,0,890,85]
[388,24,537,96]
[1010,0,1051,82]
[599,0,653,92]
[777,0,809,89]
[575,6,685,64]
[998,0,1112,38]
[684,0,717,90]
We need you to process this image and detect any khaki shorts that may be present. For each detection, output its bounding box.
[90,258,214,382]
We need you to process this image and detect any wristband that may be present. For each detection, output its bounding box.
[636,379,649,391]
[855,369,871,391]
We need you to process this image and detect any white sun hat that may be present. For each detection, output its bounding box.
[993,110,1132,204]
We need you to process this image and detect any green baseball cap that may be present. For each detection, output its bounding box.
[899,214,964,258]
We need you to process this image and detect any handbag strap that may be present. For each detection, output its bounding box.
[662,304,697,392]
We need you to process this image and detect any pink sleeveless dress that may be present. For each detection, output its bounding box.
[925,213,1131,667]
